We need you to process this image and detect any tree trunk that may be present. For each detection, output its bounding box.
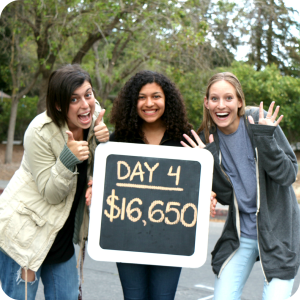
[255,8,264,71]
[266,0,275,65]
[37,70,52,114]
[5,96,19,164]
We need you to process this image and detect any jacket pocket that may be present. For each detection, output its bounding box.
[259,228,297,270]
[4,202,46,249]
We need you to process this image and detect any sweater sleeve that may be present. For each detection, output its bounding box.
[59,144,81,171]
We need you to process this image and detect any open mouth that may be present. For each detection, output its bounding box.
[78,111,91,124]
[216,112,229,120]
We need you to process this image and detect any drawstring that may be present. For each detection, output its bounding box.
[76,248,82,269]
[24,267,28,300]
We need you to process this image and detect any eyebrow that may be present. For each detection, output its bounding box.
[210,92,234,96]
[139,92,162,95]
[72,87,92,96]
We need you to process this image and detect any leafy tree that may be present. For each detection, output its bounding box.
[173,61,300,141]
[242,0,300,75]
[219,62,300,141]
[0,96,39,142]
[5,0,209,113]
[0,2,40,163]
[84,0,209,108]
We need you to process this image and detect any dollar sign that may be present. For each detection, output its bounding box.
[104,189,121,222]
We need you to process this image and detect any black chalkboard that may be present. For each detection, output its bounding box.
[99,154,201,256]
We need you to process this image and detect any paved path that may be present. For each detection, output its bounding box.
[32,222,300,300]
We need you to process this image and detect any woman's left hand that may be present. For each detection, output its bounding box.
[248,101,283,126]
[85,180,93,206]
[94,109,109,142]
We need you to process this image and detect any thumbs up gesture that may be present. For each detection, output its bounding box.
[94,109,109,143]
[66,131,89,161]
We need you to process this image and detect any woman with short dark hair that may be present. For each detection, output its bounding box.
[0,64,109,300]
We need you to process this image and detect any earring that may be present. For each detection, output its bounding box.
[58,108,61,112]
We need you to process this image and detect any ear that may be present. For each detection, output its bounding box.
[55,104,61,112]
[204,97,209,110]
[238,98,242,109]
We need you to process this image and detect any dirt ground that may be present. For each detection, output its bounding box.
[0,144,24,180]
[0,144,300,201]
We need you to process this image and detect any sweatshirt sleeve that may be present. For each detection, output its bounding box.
[250,123,298,186]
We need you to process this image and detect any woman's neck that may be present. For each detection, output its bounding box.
[70,127,84,141]
[142,120,166,145]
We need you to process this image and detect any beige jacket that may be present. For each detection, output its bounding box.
[0,103,101,271]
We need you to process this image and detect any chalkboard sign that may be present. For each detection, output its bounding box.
[88,142,213,268]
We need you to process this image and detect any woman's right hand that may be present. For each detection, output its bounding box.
[210,192,217,218]
[85,180,93,206]
[66,131,89,161]
[181,129,214,148]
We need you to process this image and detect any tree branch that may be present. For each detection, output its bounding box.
[72,13,125,64]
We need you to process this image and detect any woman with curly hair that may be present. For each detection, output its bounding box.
[109,70,192,300]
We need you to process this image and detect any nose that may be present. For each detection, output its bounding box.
[81,98,89,108]
[145,97,154,107]
[217,99,226,109]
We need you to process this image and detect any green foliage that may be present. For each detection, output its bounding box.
[166,61,300,141]
[165,66,214,130]
[217,62,300,141]
[0,96,38,142]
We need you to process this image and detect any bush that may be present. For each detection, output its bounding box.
[0,96,38,142]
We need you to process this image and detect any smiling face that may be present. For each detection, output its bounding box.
[137,83,165,125]
[204,80,242,135]
[66,81,95,130]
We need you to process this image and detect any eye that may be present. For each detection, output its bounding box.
[138,95,145,99]
[86,90,93,97]
[153,95,161,99]
[211,96,218,101]
[226,96,233,100]
[70,98,78,103]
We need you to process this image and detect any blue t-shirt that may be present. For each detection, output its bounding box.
[217,117,257,239]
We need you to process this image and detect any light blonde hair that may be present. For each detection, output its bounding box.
[197,72,246,142]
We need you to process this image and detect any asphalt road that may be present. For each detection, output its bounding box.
[30,221,300,300]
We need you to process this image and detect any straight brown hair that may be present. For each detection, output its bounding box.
[46,64,92,127]
[197,72,246,143]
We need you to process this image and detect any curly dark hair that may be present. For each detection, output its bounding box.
[110,70,193,142]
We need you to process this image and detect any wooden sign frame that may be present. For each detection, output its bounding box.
[88,141,213,268]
